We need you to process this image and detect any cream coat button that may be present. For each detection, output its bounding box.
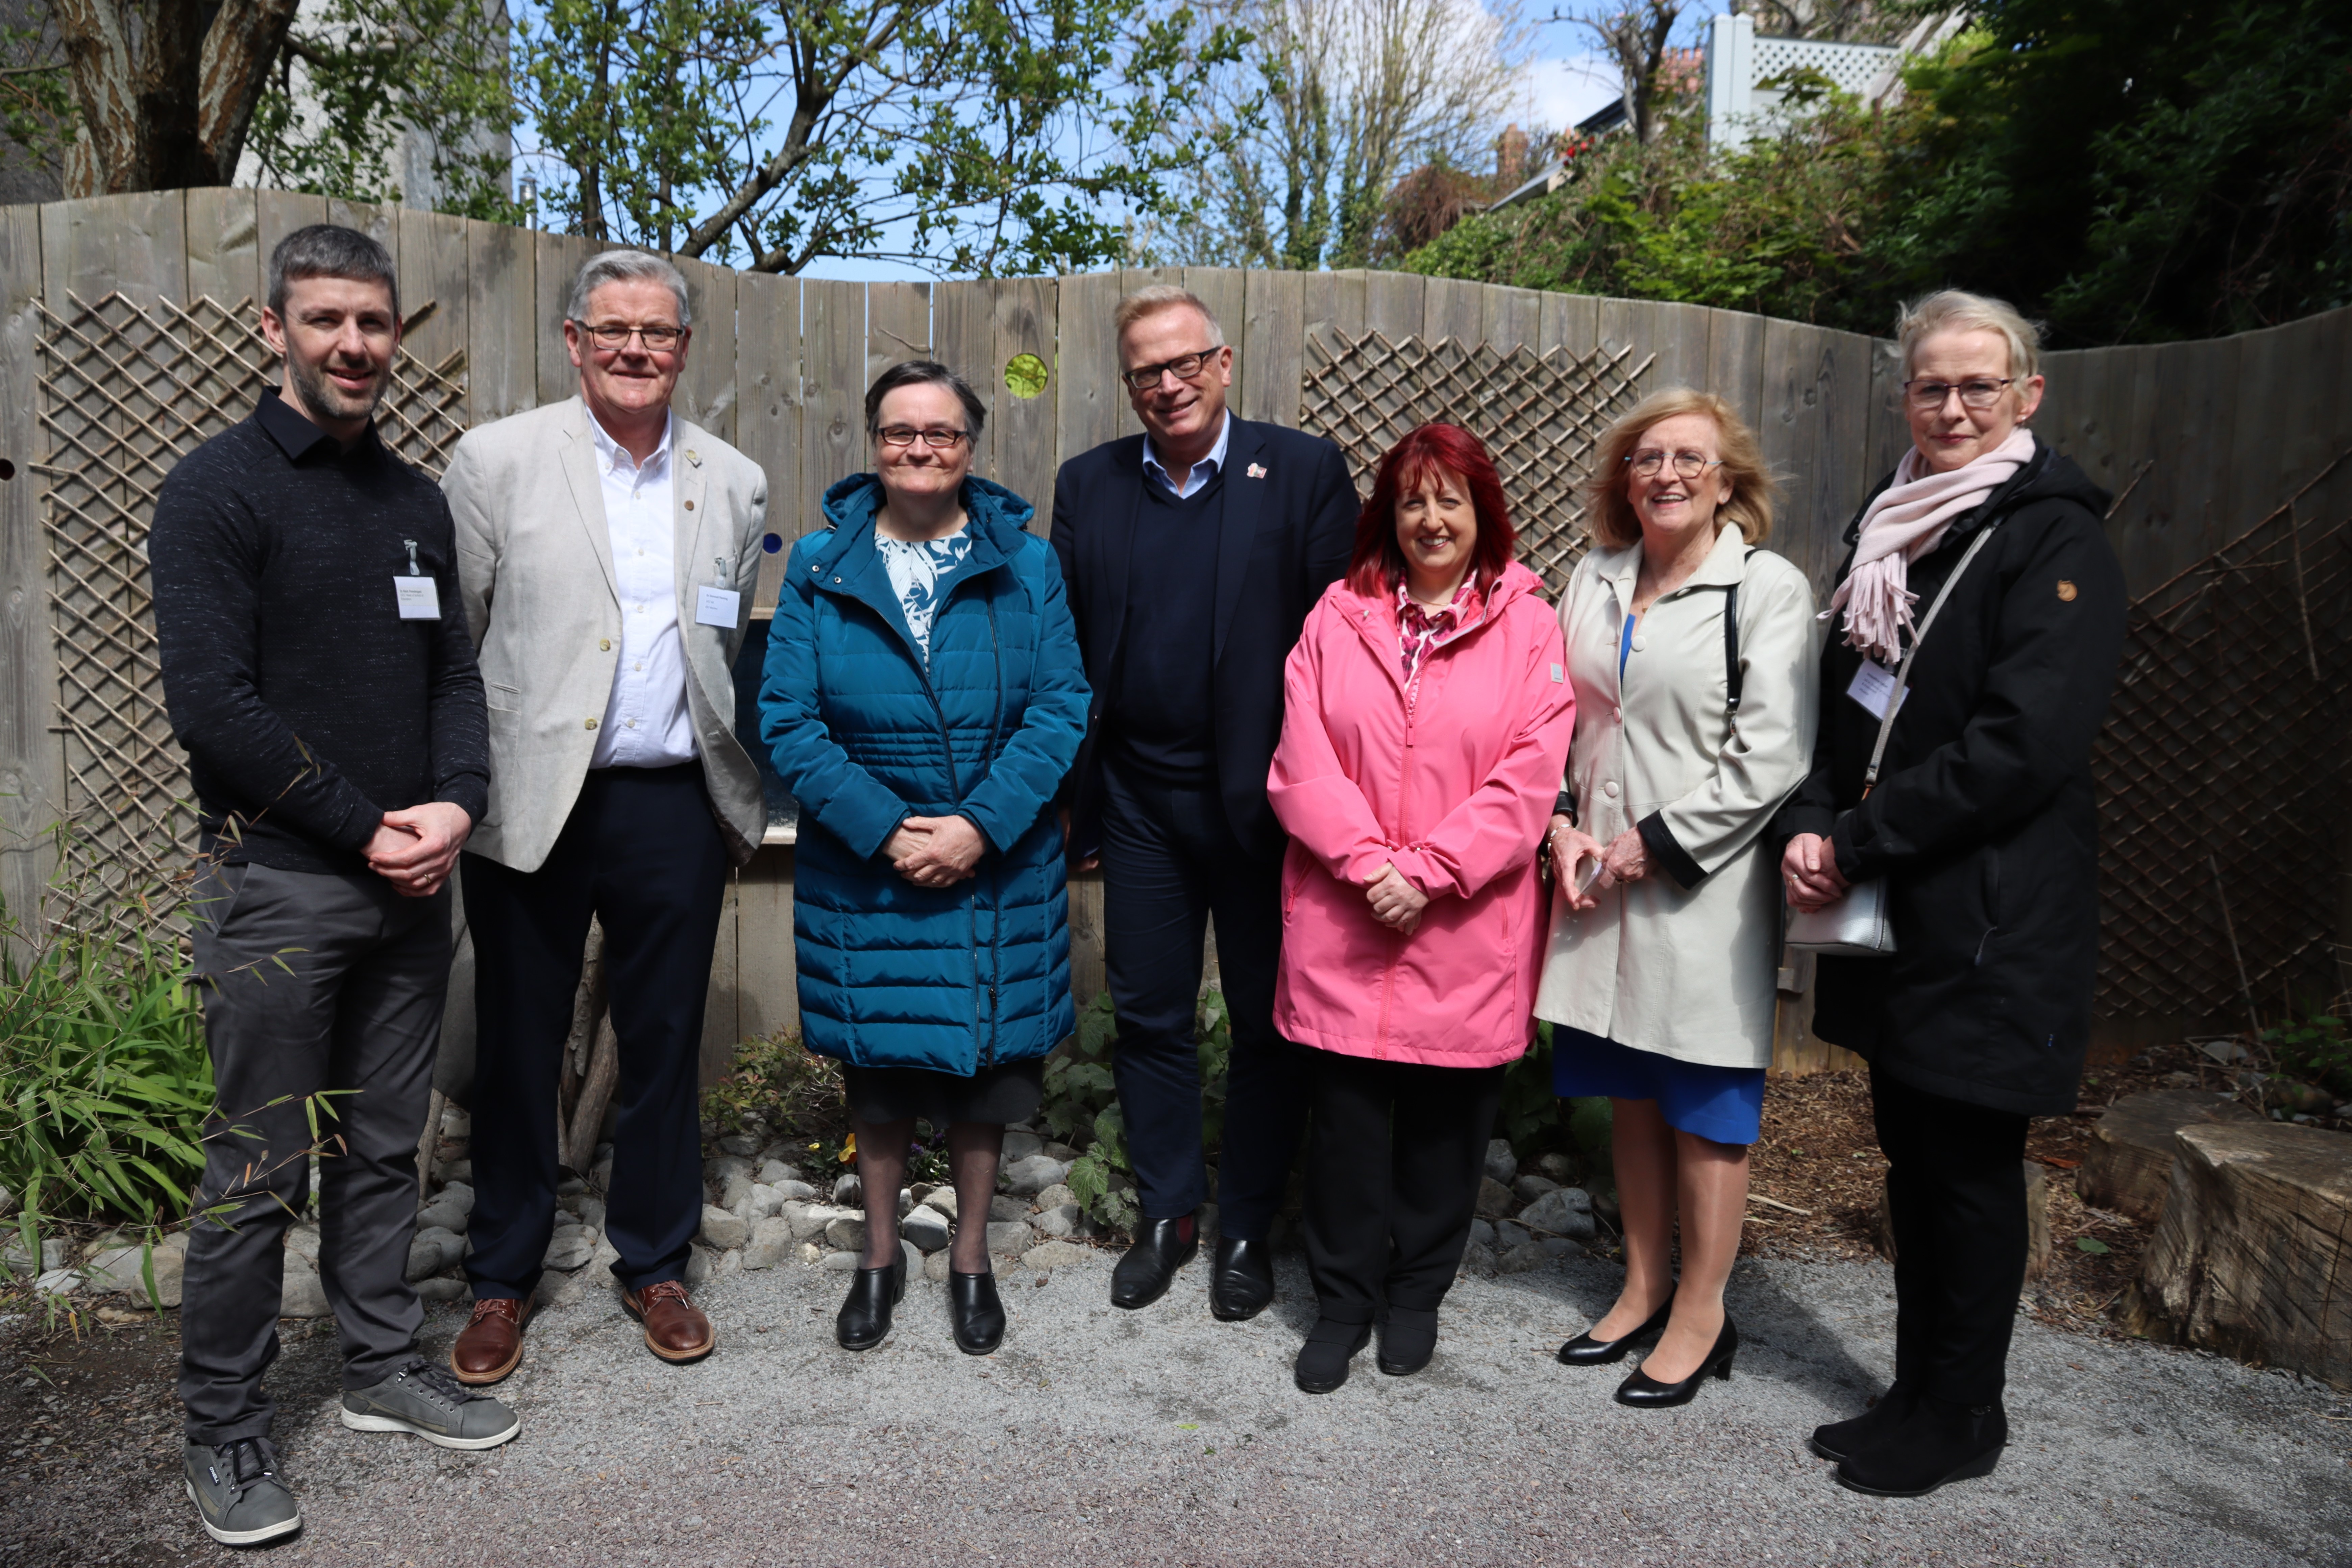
[1631,635,1647,652]
[1603,781,1619,798]
[585,718,598,730]
[599,639,612,651]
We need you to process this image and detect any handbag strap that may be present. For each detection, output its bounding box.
[1860,523,2001,796]
[1722,547,1759,719]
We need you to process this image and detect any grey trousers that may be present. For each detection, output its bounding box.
[179,860,450,1444]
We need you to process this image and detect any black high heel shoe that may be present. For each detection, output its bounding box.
[1555,1290,1676,1366]
[1614,1314,1737,1407]
[950,1269,1005,1355]
[835,1260,906,1351]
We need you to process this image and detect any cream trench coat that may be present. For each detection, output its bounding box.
[1533,523,1817,1068]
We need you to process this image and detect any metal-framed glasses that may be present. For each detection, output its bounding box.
[1625,448,1722,480]
[1120,350,1217,393]
[580,321,684,351]
[875,425,971,449]
[1903,376,2014,410]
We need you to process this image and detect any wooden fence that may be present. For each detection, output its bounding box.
[3,189,2347,1084]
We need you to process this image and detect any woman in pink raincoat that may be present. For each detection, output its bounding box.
[1267,422,1575,1395]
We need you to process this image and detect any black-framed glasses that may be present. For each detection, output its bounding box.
[1625,448,1722,480]
[1903,376,2014,410]
[578,321,685,350]
[1120,349,1218,392]
[875,425,971,449]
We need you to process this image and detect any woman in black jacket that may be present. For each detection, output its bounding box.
[1777,290,2126,1498]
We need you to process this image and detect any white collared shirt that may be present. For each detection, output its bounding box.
[1141,410,1231,498]
[587,408,697,767]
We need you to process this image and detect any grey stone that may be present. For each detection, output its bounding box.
[1003,1130,1045,1162]
[699,1205,751,1251]
[0,1182,13,1220]
[923,1249,952,1283]
[901,1206,952,1253]
[717,1133,759,1157]
[286,1222,323,1263]
[704,1154,754,1188]
[719,1173,756,1213]
[35,1267,77,1297]
[738,1183,785,1222]
[1467,1218,1497,1252]
[755,1159,799,1186]
[79,1244,151,1296]
[587,1238,620,1282]
[1540,1237,1583,1260]
[1517,1186,1596,1242]
[1043,1142,1079,1162]
[1022,1240,1090,1270]
[743,1217,795,1270]
[441,1105,472,1138]
[833,1173,863,1206]
[986,1221,1033,1255]
[773,1180,816,1201]
[1475,1177,1515,1218]
[280,1254,331,1318]
[796,1242,823,1266]
[683,1243,715,1287]
[783,1202,829,1241]
[438,1158,474,1186]
[897,1187,914,1218]
[1483,1139,1518,1186]
[1002,1154,1069,1197]
[416,1196,470,1234]
[414,1276,470,1303]
[1512,1173,1562,1204]
[823,1250,863,1272]
[988,1194,1030,1223]
[556,1176,587,1200]
[1034,1182,1076,1211]
[1197,1202,1220,1242]
[1030,1203,1081,1239]
[1495,1240,1549,1274]
[577,1195,606,1232]
[589,1157,613,1191]
[902,1239,923,1276]
[825,1215,867,1252]
[1535,1152,1574,1182]
[1458,1241,1496,1276]
[148,1235,188,1308]
[551,1208,582,1231]
[1494,1220,1532,1251]
[543,1226,596,1272]
[407,1226,465,1281]
[923,1189,958,1219]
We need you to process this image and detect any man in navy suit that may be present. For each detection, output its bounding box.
[1051,285,1357,1318]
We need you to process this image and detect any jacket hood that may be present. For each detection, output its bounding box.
[816,472,1036,551]
[1329,557,1548,664]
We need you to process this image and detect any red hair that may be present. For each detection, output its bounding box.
[1346,423,1516,598]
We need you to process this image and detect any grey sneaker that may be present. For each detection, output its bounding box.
[340,1357,521,1450]
[184,1437,302,1546]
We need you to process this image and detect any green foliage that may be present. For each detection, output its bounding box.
[0,23,74,177]
[1496,1020,1559,1158]
[2262,1013,2352,1101]
[1045,989,1231,1231]
[701,1027,849,1152]
[0,902,215,1249]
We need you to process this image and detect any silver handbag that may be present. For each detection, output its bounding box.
[1784,523,2002,958]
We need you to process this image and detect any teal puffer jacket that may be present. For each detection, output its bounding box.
[759,474,1089,1073]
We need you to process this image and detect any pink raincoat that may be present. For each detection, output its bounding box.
[1268,560,1575,1068]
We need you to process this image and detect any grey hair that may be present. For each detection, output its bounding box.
[1897,289,2043,383]
[268,224,399,320]
[1113,284,1225,349]
[567,250,692,327]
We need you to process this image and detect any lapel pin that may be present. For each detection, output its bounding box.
[686,448,701,465]
[1247,462,1267,479]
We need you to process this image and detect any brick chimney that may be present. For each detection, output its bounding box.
[1496,124,1531,187]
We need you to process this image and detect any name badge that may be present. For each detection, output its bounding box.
[1846,658,1904,721]
[394,576,442,620]
[695,584,742,629]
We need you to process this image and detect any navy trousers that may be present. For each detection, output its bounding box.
[462,764,728,1299]
[1098,760,1308,1236]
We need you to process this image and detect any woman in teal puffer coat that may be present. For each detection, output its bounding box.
[760,361,1089,1357]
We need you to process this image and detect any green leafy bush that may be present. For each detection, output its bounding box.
[702,1028,849,1157]
[2262,1012,2352,1102]
[1047,990,1235,1232]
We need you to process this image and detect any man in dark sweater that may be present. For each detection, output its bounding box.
[1052,286,1357,1320]
[152,225,518,1548]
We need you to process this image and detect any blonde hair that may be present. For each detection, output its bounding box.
[1582,388,1777,550]
[1897,289,2043,383]
[1112,285,1225,348]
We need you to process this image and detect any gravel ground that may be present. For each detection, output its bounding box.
[7,1249,2348,1567]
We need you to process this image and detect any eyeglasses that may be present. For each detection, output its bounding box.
[875,425,971,449]
[1903,377,2014,410]
[1625,448,1722,480]
[1120,349,1218,393]
[578,321,684,351]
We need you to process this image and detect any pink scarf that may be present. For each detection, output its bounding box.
[1827,428,2036,664]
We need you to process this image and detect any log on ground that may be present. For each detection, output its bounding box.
[2077,1089,2260,1221]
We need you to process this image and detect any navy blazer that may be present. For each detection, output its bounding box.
[1050,416,1358,860]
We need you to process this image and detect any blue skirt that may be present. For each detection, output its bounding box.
[1551,1028,1765,1146]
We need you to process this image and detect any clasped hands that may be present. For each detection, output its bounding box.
[885,815,987,888]
[1544,814,1652,912]
[364,802,471,898]
[1779,832,1849,913]
[1364,861,1429,936]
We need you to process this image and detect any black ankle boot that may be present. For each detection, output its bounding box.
[1835,1395,2007,1497]
[1376,1307,1439,1376]
[950,1269,1005,1355]
[1810,1384,1918,1462]
[1294,1318,1373,1394]
[835,1260,906,1351]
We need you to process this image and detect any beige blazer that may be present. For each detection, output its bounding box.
[444,397,769,873]
[1533,524,1818,1068]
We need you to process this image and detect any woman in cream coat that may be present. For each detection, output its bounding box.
[1536,388,1816,1407]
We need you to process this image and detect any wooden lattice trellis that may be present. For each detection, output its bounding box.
[2092,500,2352,1021]
[32,291,467,932]
[1300,328,1654,588]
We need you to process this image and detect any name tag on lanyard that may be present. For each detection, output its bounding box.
[1846,658,1905,721]
[393,576,441,620]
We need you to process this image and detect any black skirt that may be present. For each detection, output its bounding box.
[841,1058,1045,1127]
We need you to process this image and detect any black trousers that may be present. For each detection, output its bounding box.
[180,862,448,1443]
[1871,1063,2031,1405]
[1303,1051,1505,1322]
[1099,761,1308,1235]
[462,764,728,1299]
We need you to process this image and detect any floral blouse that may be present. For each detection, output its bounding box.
[877,527,973,664]
[1396,579,1487,690]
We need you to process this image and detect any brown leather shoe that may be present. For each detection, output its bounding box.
[450,1295,535,1385]
[621,1279,714,1363]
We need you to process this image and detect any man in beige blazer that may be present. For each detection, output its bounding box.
[439,250,768,1381]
